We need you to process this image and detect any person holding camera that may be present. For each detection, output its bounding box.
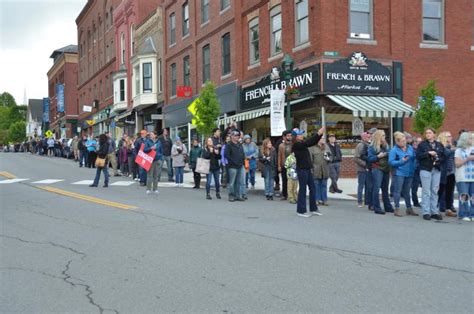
[310,137,331,206]
[171,136,187,187]
[202,137,222,200]
[417,127,445,221]
[389,132,417,217]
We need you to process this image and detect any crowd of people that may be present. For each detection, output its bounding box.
[19,124,474,221]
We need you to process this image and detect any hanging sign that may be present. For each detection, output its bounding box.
[270,89,286,136]
[177,86,193,98]
[42,98,49,122]
[56,84,65,112]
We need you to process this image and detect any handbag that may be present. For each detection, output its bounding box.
[95,157,106,168]
[196,157,210,174]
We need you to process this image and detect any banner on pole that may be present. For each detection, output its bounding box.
[56,84,65,112]
[270,89,286,136]
[42,98,49,122]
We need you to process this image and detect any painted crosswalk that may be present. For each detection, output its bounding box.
[110,181,135,186]
[32,179,65,184]
[0,178,29,184]
[0,178,137,187]
[71,180,94,185]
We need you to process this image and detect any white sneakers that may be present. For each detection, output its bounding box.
[154,190,159,194]
[461,217,472,222]
[297,210,323,218]
[147,190,159,194]
[297,213,312,218]
[311,211,323,216]
[146,190,151,194]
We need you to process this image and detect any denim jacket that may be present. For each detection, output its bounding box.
[389,144,415,177]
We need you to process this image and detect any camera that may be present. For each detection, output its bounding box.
[432,153,440,166]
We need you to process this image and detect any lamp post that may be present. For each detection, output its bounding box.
[281,54,295,129]
[104,107,111,132]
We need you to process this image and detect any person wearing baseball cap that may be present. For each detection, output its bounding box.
[225,129,246,201]
[292,126,325,217]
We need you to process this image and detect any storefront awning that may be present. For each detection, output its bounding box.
[218,96,313,126]
[327,95,415,118]
[115,110,133,121]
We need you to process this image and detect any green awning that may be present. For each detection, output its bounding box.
[327,95,415,118]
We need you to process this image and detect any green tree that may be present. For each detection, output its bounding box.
[8,121,26,143]
[0,92,17,107]
[413,80,445,134]
[194,81,221,136]
[0,129,9,145]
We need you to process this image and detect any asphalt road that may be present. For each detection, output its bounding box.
[1,153,473,313]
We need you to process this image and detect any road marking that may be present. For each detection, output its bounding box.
[72,180,94,185]
[32,179,65,184]
[35,186,137,210]
[110,181,135,186]
[0,178,29,184]
[0,171,16,179]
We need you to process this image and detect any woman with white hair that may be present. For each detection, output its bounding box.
[454,131,474,222]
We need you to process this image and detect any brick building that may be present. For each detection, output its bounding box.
[76,0,121,137]
[46,45,78,138]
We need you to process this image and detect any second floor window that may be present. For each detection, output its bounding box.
[221,0,230,11]
[202,45,210,83]
[295,0,309,45]
[119,79,125,101]
[422,0,444,43]
[158,59,163,92]
[249,18,259,64]
[201,0,209,24]
[182,2,189,36]
[169,13,176,45]
[270,6,282,55]
[120,32,125,64]
[222,33,231,75]
[183,56,190,86]
[349,0,373,39]
[171,63,177,97]
[143,63,152,93]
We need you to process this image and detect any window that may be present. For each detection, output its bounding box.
[143,63,152,93]
[134,65,140,96]
[221,0,230,11]
[422,0,444,42]
[202,45,210,83]
[270,6,282,55]
[158,59,163,92]
[222,33,231,75]
[182,2,189,36]
[169,13,176,45]
[119,79,125,101]
[183,56,190,86]
[120,32,125,64]
[130,25,135,56]
[201,0,209,24]
[249,18,259,64]
[171,63,177,97]
[110,7,113,25]
[295,0,309,45]
[349,0,373,39]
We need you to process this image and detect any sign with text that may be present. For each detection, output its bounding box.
[177,86,193,98]
[270,89,286,136]
[323,52,393,94]
[42,98,49,122]
[56,84,65,112]
[241,65,320,110]
[135,143,156,171]
[83,105,92,112]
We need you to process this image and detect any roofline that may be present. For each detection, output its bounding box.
[76,0,93,25]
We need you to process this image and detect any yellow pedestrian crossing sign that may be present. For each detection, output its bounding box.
[45,130,54,138]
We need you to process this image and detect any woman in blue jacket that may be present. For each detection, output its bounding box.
[389,132,417,217]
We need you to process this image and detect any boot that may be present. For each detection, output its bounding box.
[394,208,403,217]
[406,208,419,216]
[216,192,221,199]
[206,193,212,200]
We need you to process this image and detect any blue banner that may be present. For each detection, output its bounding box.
[56,84,65,113]
[42,97,49,122]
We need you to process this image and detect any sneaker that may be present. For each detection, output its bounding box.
[228,196,235,202]
[289,200,297,204]
[423,214,431,221]
[311,210,323,216]
[251,185,255,190]
[358,203,363,208]
[154,190,159,194]
[146,190,151,194]
[461,217,471,222]
[175,183,179,187]
[297,213,312,218]
[431,214,443,221]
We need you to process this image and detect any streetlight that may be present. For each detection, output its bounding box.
[281,54,294,129]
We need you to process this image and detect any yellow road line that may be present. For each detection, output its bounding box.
[36,186,137,210]
[0,171,16,179]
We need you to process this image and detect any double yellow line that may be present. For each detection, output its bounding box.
[0,171,16,179]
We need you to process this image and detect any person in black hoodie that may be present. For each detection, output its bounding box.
[224,130,245,202]
[292,126,325,217]
[89,134,109,188]
[327,133,343,193]
[202,137,221,200]
[158,128,174,182]
[78,135,88,167]
[417,127,445,221]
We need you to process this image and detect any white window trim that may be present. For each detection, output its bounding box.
[220,5,231,15]
[421,0,445,44]
[292,41,311,52]
[158,59,163,93]
[247,62,261,70]
[346,38,378,45]
[294,0,309,47]
[249,18,259,65]
[419,43,448,49]
[221,73,232,80]
[348,0,374,40]
[471,46,474,51]
[267,52,283,62]
[270,5,282,56]
[169,13,176,46]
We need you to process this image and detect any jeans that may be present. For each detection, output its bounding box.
[107,152,118,175]
[93,166,109,186]
[221,164,228,186]
[240,167,247,197]
[174,166,184,184]
[438,173,455,211]
[372,168,393,212]
[228,167,244,199]
[263,167,274,196]
[420,169,441,216]
[206,169,220,194]
[158,155,173,181]
[357,170,372,205]
[138,165,147,184]
[192,168,201,188]
[329,162,341,192]
[393,175,413,209]
[146,160,161,191]
[246,168,256,188]
[456,181,474,218]
[281,166,288,198]
[287,179,298,203]
[79,150,88,167]
[412,169,421,206]
[296,168,317,213]
[314,178,328,202]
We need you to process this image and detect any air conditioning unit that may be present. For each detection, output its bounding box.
[351,33,371,39]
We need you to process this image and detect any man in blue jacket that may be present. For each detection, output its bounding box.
[143,130,163,194]
[134,130,148,186]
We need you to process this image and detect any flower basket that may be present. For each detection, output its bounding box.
[285,86,300,99]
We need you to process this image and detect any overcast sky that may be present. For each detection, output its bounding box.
[0,0,86,105]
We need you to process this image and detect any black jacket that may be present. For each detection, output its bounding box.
[202,147,221,171]
[224,142,245,169]
[292,133,322,170]
[416,140,445,172]
[97,141,109,159]
[328,143,342,163]
[159,136,173,156]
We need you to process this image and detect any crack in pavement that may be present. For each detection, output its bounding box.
[0,267,64,280]
[0,234,86,257]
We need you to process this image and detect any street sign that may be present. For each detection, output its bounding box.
[177,86,192,98]
[323,51,340,57]
[45,130,53,138]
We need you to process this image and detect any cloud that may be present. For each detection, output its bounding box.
[0,0,86,104]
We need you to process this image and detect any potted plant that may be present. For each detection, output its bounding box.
[285,86,300,99]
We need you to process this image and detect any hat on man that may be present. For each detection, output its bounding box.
[328,133,336,138]
[231,130,241,136]
[291,128,305,137]
[368,128,377,134]
[243,134,251,140]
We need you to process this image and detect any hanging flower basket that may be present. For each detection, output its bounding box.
[285,86,300,99]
